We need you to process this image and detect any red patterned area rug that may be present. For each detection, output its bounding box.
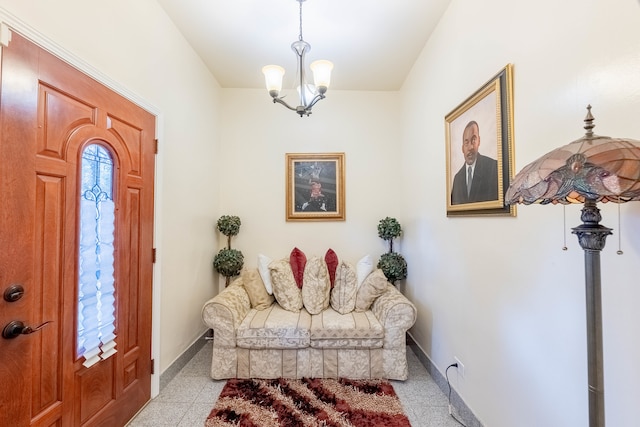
[205,377,411,427]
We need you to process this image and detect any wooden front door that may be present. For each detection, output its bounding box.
[0,30,155,426]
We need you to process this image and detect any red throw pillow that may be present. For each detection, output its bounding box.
[325,249,339,288]
[290,247,306,288]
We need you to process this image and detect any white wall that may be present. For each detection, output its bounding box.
[0,0,223,379]
[400,0,640,426]
[217,88,402,283]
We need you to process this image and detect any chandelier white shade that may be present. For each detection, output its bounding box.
[262,0,333,117]
[310,60,333,92]
[262,65,285,96]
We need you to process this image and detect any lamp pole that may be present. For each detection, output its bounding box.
[571,198,611,427]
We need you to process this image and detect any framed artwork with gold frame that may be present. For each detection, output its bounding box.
[286,152,345,221]
[445,64,516,217]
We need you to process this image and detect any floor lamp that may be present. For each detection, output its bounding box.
[505,106,640,427]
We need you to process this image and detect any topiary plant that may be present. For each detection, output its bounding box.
[376,217,407,284]
[377,252,408,284]
[377,216,402,253]
[213,248,244,281]
[213,215,244,286]
[217,215,241,247]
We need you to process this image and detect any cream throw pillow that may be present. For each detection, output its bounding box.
[257,254,274,295]
[302,256,330,315]
[269,258,303,312]
[330,261,358,314]
[355,269,389,312]
[241,268,274,310]
[356,254,374,289]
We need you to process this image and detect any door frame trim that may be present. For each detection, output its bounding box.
[0,8,164,397]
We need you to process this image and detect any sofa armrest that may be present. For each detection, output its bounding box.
[371,284,417,333]
[371,284,416,380]
[201,278,251,348]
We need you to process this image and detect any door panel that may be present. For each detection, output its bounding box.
[0,30,155,427]
[32,173,65,421]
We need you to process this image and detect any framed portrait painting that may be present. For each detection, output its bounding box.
[445,64,516,217]
[286,152,345,221]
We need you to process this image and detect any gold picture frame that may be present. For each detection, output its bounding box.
[445,64,516,217]
[286,152,346,221]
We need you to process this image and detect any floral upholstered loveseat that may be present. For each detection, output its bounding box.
[201,251,417,380]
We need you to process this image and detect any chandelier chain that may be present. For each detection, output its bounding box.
[298,0,304,41]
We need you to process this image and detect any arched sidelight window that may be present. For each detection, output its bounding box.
[77,144,117,368]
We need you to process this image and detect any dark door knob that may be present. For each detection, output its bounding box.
[2,320,51,339]
[3,284,24,302]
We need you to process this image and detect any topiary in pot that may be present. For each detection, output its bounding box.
[213,215,244,287]
[376,217,407,284]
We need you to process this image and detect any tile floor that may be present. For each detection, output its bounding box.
[127,344,463,426]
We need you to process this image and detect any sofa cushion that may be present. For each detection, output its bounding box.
[309,307,384,349]
[290,247,306,288]
[355,269,389,312]
[269,258,303,312]
[236,304,311,349]
[330,261,358,314]
[241,268,274,310]
[302,256,331,315]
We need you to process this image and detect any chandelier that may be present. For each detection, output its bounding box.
[262,0,333,117]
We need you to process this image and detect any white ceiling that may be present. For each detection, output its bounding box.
[156,0,452,91]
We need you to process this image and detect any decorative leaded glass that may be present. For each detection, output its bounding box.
[77,144,117,367]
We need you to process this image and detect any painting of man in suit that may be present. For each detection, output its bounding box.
[445,64,515,216]
[450,120,498,205]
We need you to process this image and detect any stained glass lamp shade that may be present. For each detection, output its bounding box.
[505,106,640,427]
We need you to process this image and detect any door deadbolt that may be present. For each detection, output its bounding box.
[3,284,25,302]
